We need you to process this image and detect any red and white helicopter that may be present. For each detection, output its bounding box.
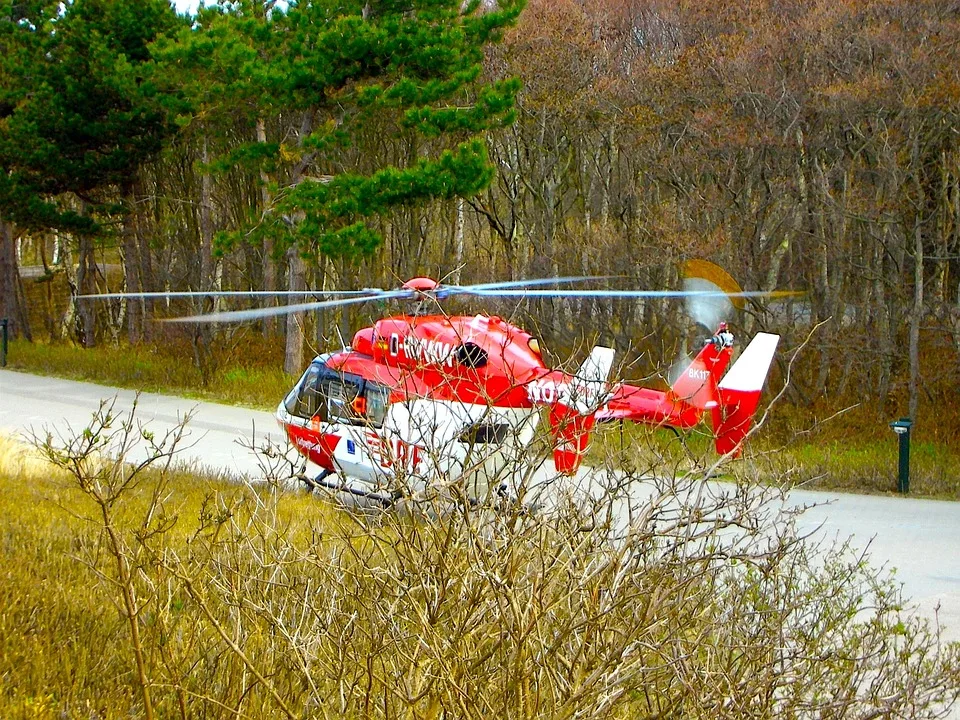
[113,265,784,503]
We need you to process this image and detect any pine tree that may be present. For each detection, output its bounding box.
[0,0,183,344]
[163,0,525,370]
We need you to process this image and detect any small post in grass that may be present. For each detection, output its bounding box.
[889,417,913,494]
[1,318,7,367]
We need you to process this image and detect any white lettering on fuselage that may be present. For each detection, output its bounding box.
[525,379,604,408]
[687,368,710,381]
[403,334,456,368]
[365,430,422,472]
[294,436,323,453]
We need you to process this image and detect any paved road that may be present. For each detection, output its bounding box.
[0,369,282,478]
[2,367,959,646]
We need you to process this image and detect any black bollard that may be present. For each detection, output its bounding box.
[1,318,7,367]
[889,418,913,494]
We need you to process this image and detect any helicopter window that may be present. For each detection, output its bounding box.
[286,365,326,420]
[364,383,390,429]
[326,378,362,423]
[327,378,390,427]
[285,365,389,428]
[459,423,510,445]
[456,342,488,369]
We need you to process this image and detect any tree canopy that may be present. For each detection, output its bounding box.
[4,0,960,431]
[0,0,182,231]
[156,0,524,261]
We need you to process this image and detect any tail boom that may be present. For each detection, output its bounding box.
[529,331,780,467]
[595,329,780,456]
[595,325,736,429]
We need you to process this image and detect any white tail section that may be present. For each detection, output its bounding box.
[718,333,780,393]
[551,346,615,474]
[713,332,780,455]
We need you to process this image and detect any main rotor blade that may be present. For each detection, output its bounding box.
[467,289,801,299]
[82,277,612,302]
[447,276,613,295]
[79,290,373,300]
[164,290,410,323]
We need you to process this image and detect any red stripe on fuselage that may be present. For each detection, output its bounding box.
[284,422,341,470]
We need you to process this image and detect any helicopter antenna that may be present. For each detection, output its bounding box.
[335,323,348,352]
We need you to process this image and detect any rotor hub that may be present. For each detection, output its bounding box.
[402,277,440,294]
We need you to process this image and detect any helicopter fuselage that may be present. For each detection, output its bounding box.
[276,312,559,497]
[275,310,778,499]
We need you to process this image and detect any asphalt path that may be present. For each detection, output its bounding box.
[2,367,959,646]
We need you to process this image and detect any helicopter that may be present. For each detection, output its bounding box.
[88,266,785,504]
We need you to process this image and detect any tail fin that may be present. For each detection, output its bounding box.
[550,346,615,474]
[669,329,735,411]
[711,332,780,455]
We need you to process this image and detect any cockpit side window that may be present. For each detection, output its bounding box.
[364,382,390,428]
[285,365,325,420]
[285,363,390,428]
[326,377,362,423]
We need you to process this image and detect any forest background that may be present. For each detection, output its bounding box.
[3,0,960,492]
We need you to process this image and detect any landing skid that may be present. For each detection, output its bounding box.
[298,469,401,508]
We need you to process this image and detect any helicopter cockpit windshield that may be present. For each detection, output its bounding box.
[285,364,390,428]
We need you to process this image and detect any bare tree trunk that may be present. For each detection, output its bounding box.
[0,218,29,339]
[0,220,17,328]
[136,192,155,342]
[313,255,328,352]
[200,138,216,303]
[600,125,616,227]
[283,110,313,374]
[909,195,924,423]
[933,151,951,307]
[284,247,305,375]
[257,117,277,338]
[76,231,97,348]
[452,197,465,283]
[59,240,76,341]
[951,163,960,361]
[812,156,832,397]
[190,138,219,383]
[121,180,143,345]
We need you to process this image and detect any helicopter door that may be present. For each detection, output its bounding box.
[328,379,399,485]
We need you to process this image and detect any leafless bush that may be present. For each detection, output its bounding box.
[32,405,960,719]
[36,398,192,720]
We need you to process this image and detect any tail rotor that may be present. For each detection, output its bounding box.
[681,259,746,330]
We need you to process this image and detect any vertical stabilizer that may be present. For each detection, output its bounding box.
[550,346,615,474]
[712,332,780,455]
[669,328,735,411]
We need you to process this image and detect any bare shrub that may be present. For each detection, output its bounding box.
[19,406,960,719]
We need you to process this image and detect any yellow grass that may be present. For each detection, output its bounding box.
[0,434,340,719]
[0,431,957,719]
